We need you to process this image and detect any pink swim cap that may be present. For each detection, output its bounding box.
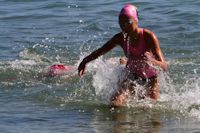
[119,4,138,23]
[48,64,74,77]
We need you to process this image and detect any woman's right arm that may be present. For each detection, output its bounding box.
[78,33,123,77]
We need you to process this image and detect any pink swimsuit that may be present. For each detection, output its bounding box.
[122,28,158,78]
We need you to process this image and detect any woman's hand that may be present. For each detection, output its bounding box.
[78,60,86,78]
[144,51,168,71]
[144,52,156,63]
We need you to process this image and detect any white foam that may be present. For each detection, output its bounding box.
[89,57,124,103]
[86,57,200,118]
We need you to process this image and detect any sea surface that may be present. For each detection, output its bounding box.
[0,0,200,133]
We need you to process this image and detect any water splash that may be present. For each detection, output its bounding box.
[0,48,58,87]
[91,57,125,104]
[161,75,200,118]
[88,57,200,118]
[1,46,200,119]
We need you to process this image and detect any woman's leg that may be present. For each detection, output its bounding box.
[111,80,136,107]
[111,89,128,107]
[146,77,159,100]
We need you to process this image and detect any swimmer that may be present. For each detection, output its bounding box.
[78,4,168,107]
[48,64,76,77]
[48,57,125,77]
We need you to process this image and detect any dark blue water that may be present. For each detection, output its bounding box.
[1,0,200,132]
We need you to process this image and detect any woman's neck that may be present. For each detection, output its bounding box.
[130,28,141,43]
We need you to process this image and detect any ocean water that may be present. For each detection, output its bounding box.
[0,0,200,132]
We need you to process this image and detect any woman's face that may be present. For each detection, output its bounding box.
[119,15,137,34]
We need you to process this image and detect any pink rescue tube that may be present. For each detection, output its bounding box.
[48,64,75,77]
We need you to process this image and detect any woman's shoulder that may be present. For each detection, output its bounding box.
[143,28,160,49]
[143,28,158,42]
[111,32,124,44]
[113,32,124,39]
[143,28,155,37]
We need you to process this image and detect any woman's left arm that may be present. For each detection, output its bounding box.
[144,29,168,71]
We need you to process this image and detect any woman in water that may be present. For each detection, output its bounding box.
[78,4,168,107]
